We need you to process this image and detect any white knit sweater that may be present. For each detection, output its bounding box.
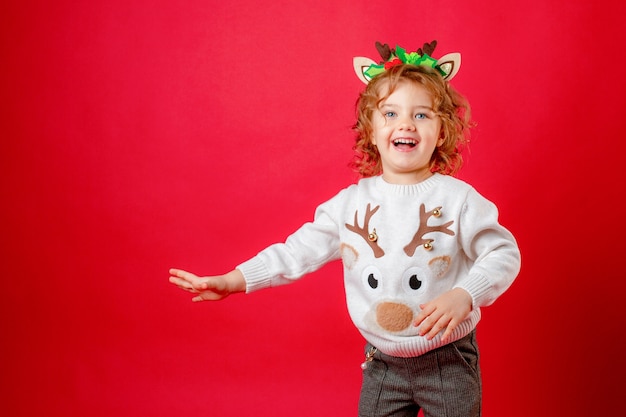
[237,173,521,357]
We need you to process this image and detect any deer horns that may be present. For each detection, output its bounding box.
[404,204,455,256]
[346,203,455,258]
[345,204,385,258]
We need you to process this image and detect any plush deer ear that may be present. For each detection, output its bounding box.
[353,56,377,84]
[436,53,461,81]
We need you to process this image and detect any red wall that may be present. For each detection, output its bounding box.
[2,1,625,416]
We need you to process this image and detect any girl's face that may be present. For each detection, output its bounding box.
[371,81,442,184]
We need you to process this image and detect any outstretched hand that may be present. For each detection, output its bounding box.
[413,288,473,342]
[168,268,246,302]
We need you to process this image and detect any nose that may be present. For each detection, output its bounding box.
[398,115,416,131]
[376,301,414,332]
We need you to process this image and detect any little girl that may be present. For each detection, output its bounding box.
[170,41,521,417]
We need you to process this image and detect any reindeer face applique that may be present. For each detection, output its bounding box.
[341,202,455,336]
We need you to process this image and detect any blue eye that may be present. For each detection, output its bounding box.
[384,111,396,118]
[415,113,427,120]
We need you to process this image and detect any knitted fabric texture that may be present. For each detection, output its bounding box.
[237,174,520,357]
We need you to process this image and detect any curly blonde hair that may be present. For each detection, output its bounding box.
[352,64,472,177]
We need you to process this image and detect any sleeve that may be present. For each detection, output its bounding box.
[453,188,521,308]
[236,190,346,293]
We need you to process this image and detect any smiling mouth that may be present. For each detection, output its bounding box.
[393,138,417,148]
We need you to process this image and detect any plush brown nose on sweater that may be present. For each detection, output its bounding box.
[376,301,413,332]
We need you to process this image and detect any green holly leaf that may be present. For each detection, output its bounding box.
[364,64,385,79]
[395,45,408,62]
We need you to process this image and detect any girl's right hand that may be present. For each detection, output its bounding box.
[168,268,246,302]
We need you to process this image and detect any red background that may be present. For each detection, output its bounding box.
[2,1,625,416]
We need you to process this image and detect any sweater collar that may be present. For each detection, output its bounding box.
[375,173,444,195]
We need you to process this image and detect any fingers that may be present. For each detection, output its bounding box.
[169,276,196,292]
[417,312,448,340]
[413,289,473,341]
[168,268,199,292]
[440,319,459,342]
[169,268,214,290]
[414,306,457,341]
[413,303,435,327]
[169,268,229,302]
[169,268,197,281]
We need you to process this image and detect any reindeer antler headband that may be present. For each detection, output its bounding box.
[353,41,461,84]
